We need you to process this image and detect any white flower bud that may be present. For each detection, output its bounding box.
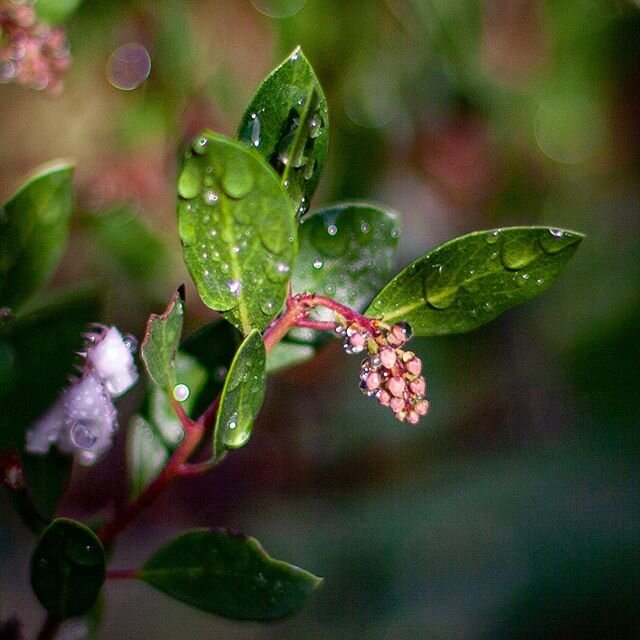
[86,326,138,397]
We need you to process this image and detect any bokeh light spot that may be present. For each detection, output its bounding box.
[106,43,151,91]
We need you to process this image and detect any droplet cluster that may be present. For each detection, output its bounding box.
[26,326,139,465]
[339,320,430,423]
[0,2,70,94]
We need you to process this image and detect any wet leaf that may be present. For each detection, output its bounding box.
[213,330,266,460]
[31,518,105,619]
[177,132,297,334]
[139,528,322,621]
[127,353,207,499]
[294,203,400,311]
[141,288,185,391]
[237,47,328,216]
[266,341,315,374]
[366,227,584,335]
[0,161,74,311]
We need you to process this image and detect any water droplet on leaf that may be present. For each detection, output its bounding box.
[173,384,190,402]
[70,421,98,449]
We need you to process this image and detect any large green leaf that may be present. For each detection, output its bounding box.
[36,0,83,23]
[127,353,207,499]
[30,518,106,619]
[177,132,297,334]
[213,330,266,460]
[139,528,321,621]
[0,161,74,311]
[366,227,584,335]
[294,203,400,311]
[237,47,328,216]
[141,288,185,391]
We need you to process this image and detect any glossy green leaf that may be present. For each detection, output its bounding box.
[366,227,584,335]
[237,47,328,216]
[139,528,322,621]
[31,518,105,619]
[0,161,74,311]
[141,288,185,391]
[127,353,207,498]
[214,330,266,460]
[177,132,297,334]
[294,203,401,311]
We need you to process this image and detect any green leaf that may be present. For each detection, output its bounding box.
[127,353,206,498]
[213,330,266,460]
[141,288,185,391]
[266,341,315,374]
[31,518,106,619]
[139,528,322,621]
[237,47,328,216]
[177,132,297,334]
[294,203,401,311]
[366,227,584,335]
[0,161,74,311]
[80,206,169,282]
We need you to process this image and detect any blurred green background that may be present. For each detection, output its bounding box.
[1,0,639,638]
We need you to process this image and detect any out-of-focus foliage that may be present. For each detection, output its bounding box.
[1,0,639,638]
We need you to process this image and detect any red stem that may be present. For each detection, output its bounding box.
[107,568,138,580]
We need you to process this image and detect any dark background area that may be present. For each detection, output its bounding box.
[1,1,639,638]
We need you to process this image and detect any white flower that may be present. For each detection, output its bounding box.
[25,324,139,466]
[85,326,138,397]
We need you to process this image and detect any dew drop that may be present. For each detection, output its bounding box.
[515,272,530,287]
[390,226,401,239]
[227,413,238,430]
[203,189,219,205]
[177,164,201,200]
[222,163,254,199]
[228,280,241,296]
[327,224,338,236]
[312,258,324,270]
[538,228,578,254]
[70,421,98,449]
[250,113,261,148]
[260,299,276,315]
[122,334,138,353]
[173,383,190,402]
[324,283,336,295]
[360,221,370,234]
[500,238,541,270]
[425,264,457,310]
[485,229,501,244]
[220,262,230,274]
[308,113,323,138]
[192,136,209,155]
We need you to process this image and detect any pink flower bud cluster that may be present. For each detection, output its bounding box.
[0,2,70,94]
[26,326,138,466]
[339,320,430,423]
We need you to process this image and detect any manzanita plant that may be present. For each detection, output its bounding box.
[0,48,583,637]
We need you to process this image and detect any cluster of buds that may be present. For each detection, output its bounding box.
[26,326,138,465]
[0,1,70,93]
[338,320,430,424]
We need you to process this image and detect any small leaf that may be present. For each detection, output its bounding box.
[366,227,584,335]
[213,330,266,460]
[266,341,315,374]
[177,132,297,334]
[0,161,74,311]
[127,353,207,498]
[141,288,185,391]
[31,518,106,619]
[293,203,401,312]
[237,47,328,216]
[139,528,322,621]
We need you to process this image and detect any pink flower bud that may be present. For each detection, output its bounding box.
[389,397,405,413]
[415,399,430,416]
[406,411,420,424]
[377,390,391,406]
[409,377,426,396]
[395,410,407,422]
[379,347,396,369]
[349,332,366,348]
[388,325,406,346]
[366,371,381,391]
[387,376,405,397]
[405,357,422,376]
